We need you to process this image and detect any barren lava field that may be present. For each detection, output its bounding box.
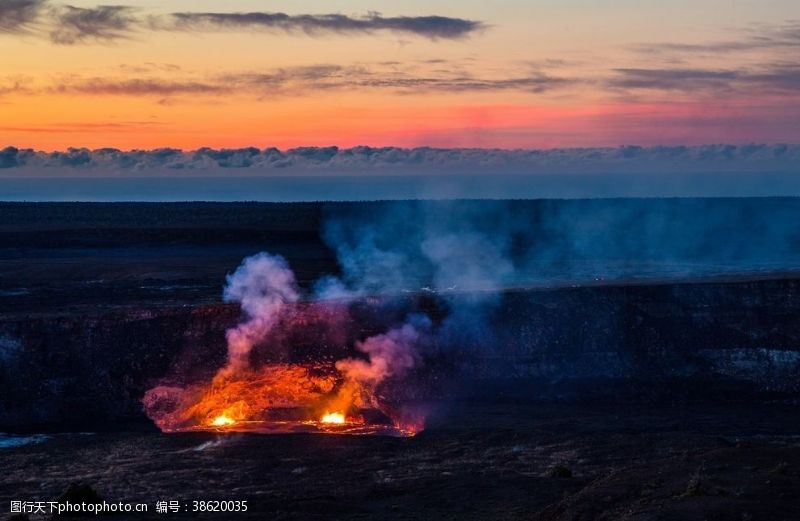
[3,200,800,520]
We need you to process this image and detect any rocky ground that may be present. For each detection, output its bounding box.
[3,201,800,520]
[3,402,800,520]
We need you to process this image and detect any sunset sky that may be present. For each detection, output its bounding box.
[1,0,799,150]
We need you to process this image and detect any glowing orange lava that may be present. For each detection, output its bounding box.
[140,258,429,438]
[210,415,235,427]
[320,412,346,424]
[144,363,423,437]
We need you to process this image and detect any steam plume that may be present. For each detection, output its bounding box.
[318,201,519,351]
[337,319,427,386]
[221,252,299,374]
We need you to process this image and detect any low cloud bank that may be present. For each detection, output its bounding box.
[0,145,798,175]
[0,2,483,43]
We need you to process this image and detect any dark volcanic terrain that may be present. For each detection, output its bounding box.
[2,200,800,520]
[3,403,800,520]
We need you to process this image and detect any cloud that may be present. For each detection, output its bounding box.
[609,68,741,92]
[0,121,163,133]
[0,147,22,168]
[346,73,571,94]
[609,66,800,94]
[48,4,138,44]
[0,0,45,33]
[229,65,572,96]
[4,62,572,99]
[0,79,29,96]
[23,62,800,100]
[0,60,792,102]
[51,78,228,96]
[1,145,797,173]
[617,22,800,99]
[0,2,484,44]
[161,12,484,39]
[745,66,800,92]
[632,21,800,56]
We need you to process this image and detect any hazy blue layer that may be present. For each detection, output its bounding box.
[2,172,800,201]
[0,434,50,449]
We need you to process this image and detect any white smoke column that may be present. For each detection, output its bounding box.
[421,232,514,292]
[221,252,299,375]
[336,320,425,390]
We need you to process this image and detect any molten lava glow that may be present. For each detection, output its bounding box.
[321,412,346,424]
[143,363,425,436]
[141,296,428,437]
[211,415,235,427]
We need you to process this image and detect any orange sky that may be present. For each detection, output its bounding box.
[1,0,799,149]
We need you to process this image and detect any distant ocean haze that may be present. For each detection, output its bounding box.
[2,172,800,201]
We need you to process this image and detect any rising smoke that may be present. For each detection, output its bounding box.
[221,252,299,375]
[180,200,518,425]
[145,197,800,429]
[313,197,800,352]
[316,201,526,351]
[320,198,800,289]
[217,248,434,380]
[336,317,429,386]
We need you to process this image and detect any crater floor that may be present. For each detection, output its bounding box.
[3,402,800,520]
